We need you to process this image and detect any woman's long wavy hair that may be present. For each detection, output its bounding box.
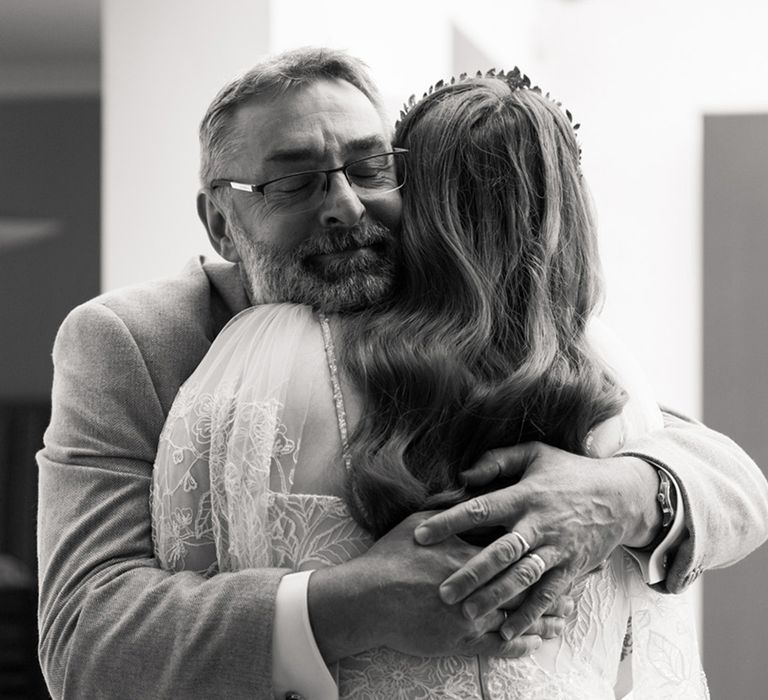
[340,76,626,538]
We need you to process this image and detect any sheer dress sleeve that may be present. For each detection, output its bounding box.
[151,303,345,574]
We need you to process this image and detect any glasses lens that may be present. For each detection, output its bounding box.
[263,172,326,214]
[261,152,407,216]
[347,152,407,196]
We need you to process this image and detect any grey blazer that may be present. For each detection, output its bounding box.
[37,256,768,699]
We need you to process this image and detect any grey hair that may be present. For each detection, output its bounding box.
[199,46,389,190]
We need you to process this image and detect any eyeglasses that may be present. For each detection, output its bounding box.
[211,148,408,216]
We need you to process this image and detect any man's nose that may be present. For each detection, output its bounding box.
[318,171,365,228]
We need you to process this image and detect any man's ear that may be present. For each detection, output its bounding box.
[197,190,241,262]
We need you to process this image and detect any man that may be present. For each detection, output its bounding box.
[37,47,768,699]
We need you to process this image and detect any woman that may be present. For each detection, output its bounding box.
[152,71,707,698]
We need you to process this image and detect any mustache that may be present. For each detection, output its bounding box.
[296,220,394,257]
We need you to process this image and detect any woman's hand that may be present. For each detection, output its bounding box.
[412,442,659,641]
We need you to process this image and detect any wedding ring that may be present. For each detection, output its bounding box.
[499,608,509,631]
[528,551,546,572]
[511,530,531,555]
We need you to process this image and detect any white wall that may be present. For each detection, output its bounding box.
[271,0,453,119]
[102,0,270,290]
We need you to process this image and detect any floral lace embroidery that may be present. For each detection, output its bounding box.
[267,494,372,570]
[152,379,300,573]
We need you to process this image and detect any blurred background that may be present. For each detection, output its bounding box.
[0,0,766,697]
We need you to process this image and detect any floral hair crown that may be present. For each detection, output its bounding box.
[397,67,582,164]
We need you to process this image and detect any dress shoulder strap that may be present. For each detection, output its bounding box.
[317,312,352,475]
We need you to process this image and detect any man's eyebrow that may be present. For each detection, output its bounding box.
[346,135,390,153]
[263,136,390,164]
[264,147,321,164]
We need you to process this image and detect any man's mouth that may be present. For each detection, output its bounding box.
[306,241,387,266]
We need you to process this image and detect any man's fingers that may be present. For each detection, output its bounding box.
[460,546,556,620]
[413,443,549,545]
[414,492,526,546]
[439,530,535,604]
[460,443,540,488]
[500,569,573,640]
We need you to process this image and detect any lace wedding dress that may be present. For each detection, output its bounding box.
[152,303,708,699]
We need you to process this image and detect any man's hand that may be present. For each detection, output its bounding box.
[411,442,660,641]
[307,512,570,663]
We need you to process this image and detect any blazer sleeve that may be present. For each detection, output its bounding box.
[618,409,768,594]
[37,301,287,699]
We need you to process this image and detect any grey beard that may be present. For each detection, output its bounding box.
[235,220,399,312]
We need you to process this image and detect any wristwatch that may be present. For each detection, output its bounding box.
[656,468,676,528]
[638,466,677,552]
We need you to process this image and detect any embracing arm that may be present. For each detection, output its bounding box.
[37,303,286,700]
[413,417,768,641]
[588,319,768,588]
[412,321,768,638]
[619,408,768,592]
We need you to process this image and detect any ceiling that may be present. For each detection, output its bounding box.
[0,0,100,63]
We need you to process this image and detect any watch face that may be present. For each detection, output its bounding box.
[656,469,675,527]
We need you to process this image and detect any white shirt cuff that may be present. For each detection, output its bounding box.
[623,466,686,584]
[272,570,338,700]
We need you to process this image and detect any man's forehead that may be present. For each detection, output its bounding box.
[230,79,391,165]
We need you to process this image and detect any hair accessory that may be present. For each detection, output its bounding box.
[398,67,582,163]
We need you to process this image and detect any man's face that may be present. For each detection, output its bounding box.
[216,79,403,311]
